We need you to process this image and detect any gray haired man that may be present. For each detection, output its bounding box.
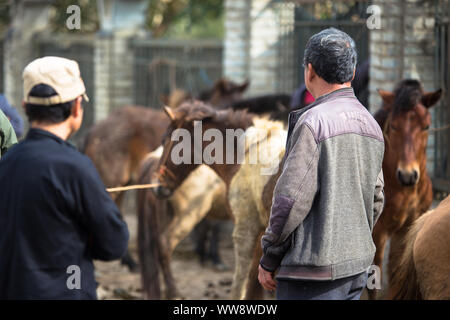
[258,28,385,300]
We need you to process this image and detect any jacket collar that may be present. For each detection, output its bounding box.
[291,87,356,118]
[26,128,75,148]
[285,87,356,148]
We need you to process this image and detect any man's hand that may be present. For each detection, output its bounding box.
[258,264,277,291]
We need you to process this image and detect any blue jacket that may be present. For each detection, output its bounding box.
[0,128,129,299]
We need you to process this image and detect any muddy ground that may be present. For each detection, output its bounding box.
[93,192,446,300]
[94,193,242,300]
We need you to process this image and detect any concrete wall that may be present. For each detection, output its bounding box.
[369,0,436,111]
[223,0,284,96]
[369,0,438,174]
[94,34,135,122]
[3,0,53,116]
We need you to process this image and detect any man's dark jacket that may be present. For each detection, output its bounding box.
[0,128,129,299]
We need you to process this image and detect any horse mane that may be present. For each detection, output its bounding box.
[175,100,255,130]
[393,79,424,115]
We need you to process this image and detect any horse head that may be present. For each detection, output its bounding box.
[154,101,254,198]
[378,79,442,187]
[198,77,250,109]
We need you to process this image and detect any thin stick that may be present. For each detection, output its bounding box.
[430,124,450,132]
[106,183,160,193]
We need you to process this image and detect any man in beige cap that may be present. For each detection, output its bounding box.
[0,56,129,299]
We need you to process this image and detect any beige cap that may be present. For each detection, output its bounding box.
[23,56,89,105]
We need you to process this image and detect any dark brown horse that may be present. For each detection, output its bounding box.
[370,79,442,299]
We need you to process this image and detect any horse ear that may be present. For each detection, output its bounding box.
[163,106,176,121]
[377,89,395,111]
[215,78,229,94]
[237,80,250,93]
[422,89,442,108]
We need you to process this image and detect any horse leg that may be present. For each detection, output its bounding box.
[229,220,261,300]
[369,224,389,300]
[158,232,182,299]
[207,220,229,271]
[192,218,210,265]
[115,190,139,272]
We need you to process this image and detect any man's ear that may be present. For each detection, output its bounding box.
[306,63,315,83]
[377,89,395,111]
[71,96,83,117]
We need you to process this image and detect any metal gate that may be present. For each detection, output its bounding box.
[275,0,370,104]
[432,0,450,192]
[132,39,223,108]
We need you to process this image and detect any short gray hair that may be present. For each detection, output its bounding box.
[303,28,357,84]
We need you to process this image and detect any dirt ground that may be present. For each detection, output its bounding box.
[93,193,446,300]
[94,193,240,300]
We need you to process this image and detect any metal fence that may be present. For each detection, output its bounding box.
[275,0,370,105]
[432,0,450,191]
[34,35,95,142]
[132,38,223,108]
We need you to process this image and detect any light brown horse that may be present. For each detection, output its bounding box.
[370,79,442,299]
[155,101,287,299]
[388,194,450,299]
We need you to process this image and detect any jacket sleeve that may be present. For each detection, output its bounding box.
[75,158,130,261]
[0,110,17,157]
[373,169,385,226]
[260,123,320,272]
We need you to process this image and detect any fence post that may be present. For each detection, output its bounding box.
[94,32,135,122]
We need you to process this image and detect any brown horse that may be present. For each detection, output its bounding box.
[370,79,442,299]
[388,194,450,299]
[155,101,287,299]
[137,148,228,299]
[81,78,250,271]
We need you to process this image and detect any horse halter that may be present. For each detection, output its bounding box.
[156,120,185,188]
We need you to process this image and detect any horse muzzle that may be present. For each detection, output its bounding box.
[396,168,420,187]
[154,185,173,198]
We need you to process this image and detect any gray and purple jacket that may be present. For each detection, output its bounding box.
[260,87,385,281]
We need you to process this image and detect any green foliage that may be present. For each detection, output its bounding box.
[148,0,224,39]
[0,0,224,38]
[0,0,11,33]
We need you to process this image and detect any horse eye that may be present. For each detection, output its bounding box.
[423,125,430,131]
[390,126,397,131]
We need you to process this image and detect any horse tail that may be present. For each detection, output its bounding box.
[387,212,430,300]
[244,231,265,300]
[137,156,162,299]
